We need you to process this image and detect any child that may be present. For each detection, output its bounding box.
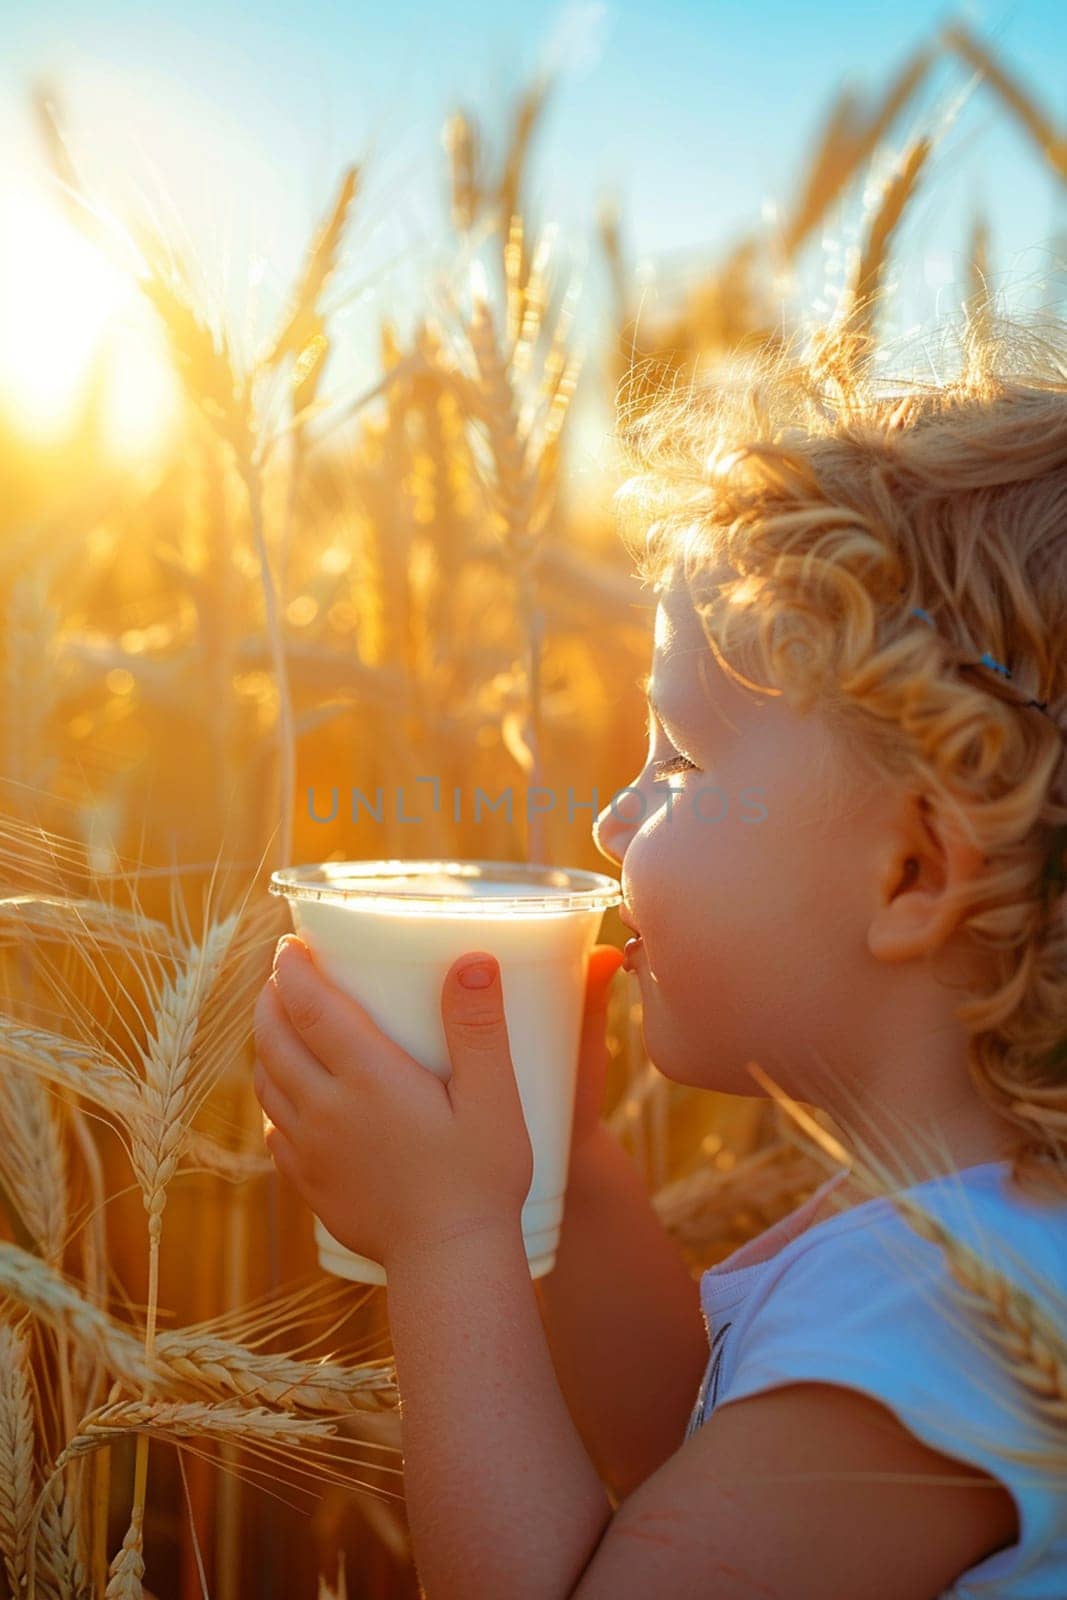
[254,313,1067,1598]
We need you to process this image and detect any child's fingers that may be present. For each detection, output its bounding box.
[262,1119,301,1186]
[254,979,334,1109]
[271,937,404,1081]
[253,1056,298,1136]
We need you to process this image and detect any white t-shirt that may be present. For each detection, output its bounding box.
[683,1159,1067,1597]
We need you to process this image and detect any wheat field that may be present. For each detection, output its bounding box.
[0,20,1065,1599]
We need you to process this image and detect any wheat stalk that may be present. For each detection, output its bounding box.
[260,164,360,599]
[0,1058,68,1265]
[777,44,935,263]
[0,927,263,1191]
[464,277,540,550]
[496,72,553,260]
[0,1323,35,1597]
[261,165,360,371]
[56,1399,340,1466]
[123,910,240,1587]
[131,912,240,1243]
[35,1473,90,1600]
[942,24,1067,182]
[443,111,479,233]
[240,443,295,872]
[0,894,182,959]
[747,1063,1067,1455]
[652,1137,831,1257]
[0,1321,90,1600]
[32,1396,382,1600]
[181,1133,274,1181]
[0,1246,156,1385]
[966,210,993,346]
[31,1405,371,1597]
[887,1191,1067,1421]
[0,1017,138,1110]
[151,1333,398,1413]
[137,239,295,872]
[0,1244,400,1414]
[138,254,254,461]
[102,1508,144,1600]
[841,135,932,348]
[0,1020,270,1184]
[440,233,583,859]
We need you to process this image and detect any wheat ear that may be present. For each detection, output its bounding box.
[0,1021,269,1185]
[132,913,240,1242]
[843,136,931,347]
[887,1190,1067,1423]
[942,24,1067,181]
[35,1473,90,1600]
[0,1323,35,1598]
[0,1244,399,1413]
[748,1062,1067,1444]
[56,1400,339,1468]
[0,1057,68,1265]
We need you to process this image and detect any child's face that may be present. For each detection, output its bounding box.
[593,564,889,1096]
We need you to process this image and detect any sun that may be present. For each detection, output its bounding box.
[0,175,179,462]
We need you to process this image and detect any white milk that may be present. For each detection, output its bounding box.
[269,861,621,1284]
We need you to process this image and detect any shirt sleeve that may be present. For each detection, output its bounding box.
[715,1208,1062,1573]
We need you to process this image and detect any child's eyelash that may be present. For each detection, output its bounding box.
[652,753,699,781]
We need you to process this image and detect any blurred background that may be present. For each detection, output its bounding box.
[3,0,1065,479]
[0,2,1064,1597]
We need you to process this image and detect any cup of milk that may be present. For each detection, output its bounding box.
[268,858,621,1284]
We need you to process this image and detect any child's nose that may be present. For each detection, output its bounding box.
[593,795,631,867]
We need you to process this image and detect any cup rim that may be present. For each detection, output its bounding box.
[269,858,622,915]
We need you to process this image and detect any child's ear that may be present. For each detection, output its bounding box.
[867,792,988,965]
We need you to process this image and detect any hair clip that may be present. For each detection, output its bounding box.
[906,599,1066,911]
[908,605,1058,724]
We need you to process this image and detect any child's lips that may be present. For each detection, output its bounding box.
[620,904,642,970]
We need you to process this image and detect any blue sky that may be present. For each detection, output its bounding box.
[1,0,1064,481]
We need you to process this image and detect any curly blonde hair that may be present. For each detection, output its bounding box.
[611,310,1067,1200]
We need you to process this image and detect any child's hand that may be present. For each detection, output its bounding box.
[252,936,534,1267]
[568,944,626,1168]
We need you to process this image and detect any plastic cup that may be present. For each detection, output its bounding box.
[268,858,621,1284]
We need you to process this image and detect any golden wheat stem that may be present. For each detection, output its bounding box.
[101,1233,163,1597]
[125,1231,161,1576]
[113,910,235,1593]
[943,24,1067,182]
[92,1449,111,1598]
[218,1134,253,1600]
[278,431,303,606]
[241,457,294,874]
[54,1329,75,1492]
